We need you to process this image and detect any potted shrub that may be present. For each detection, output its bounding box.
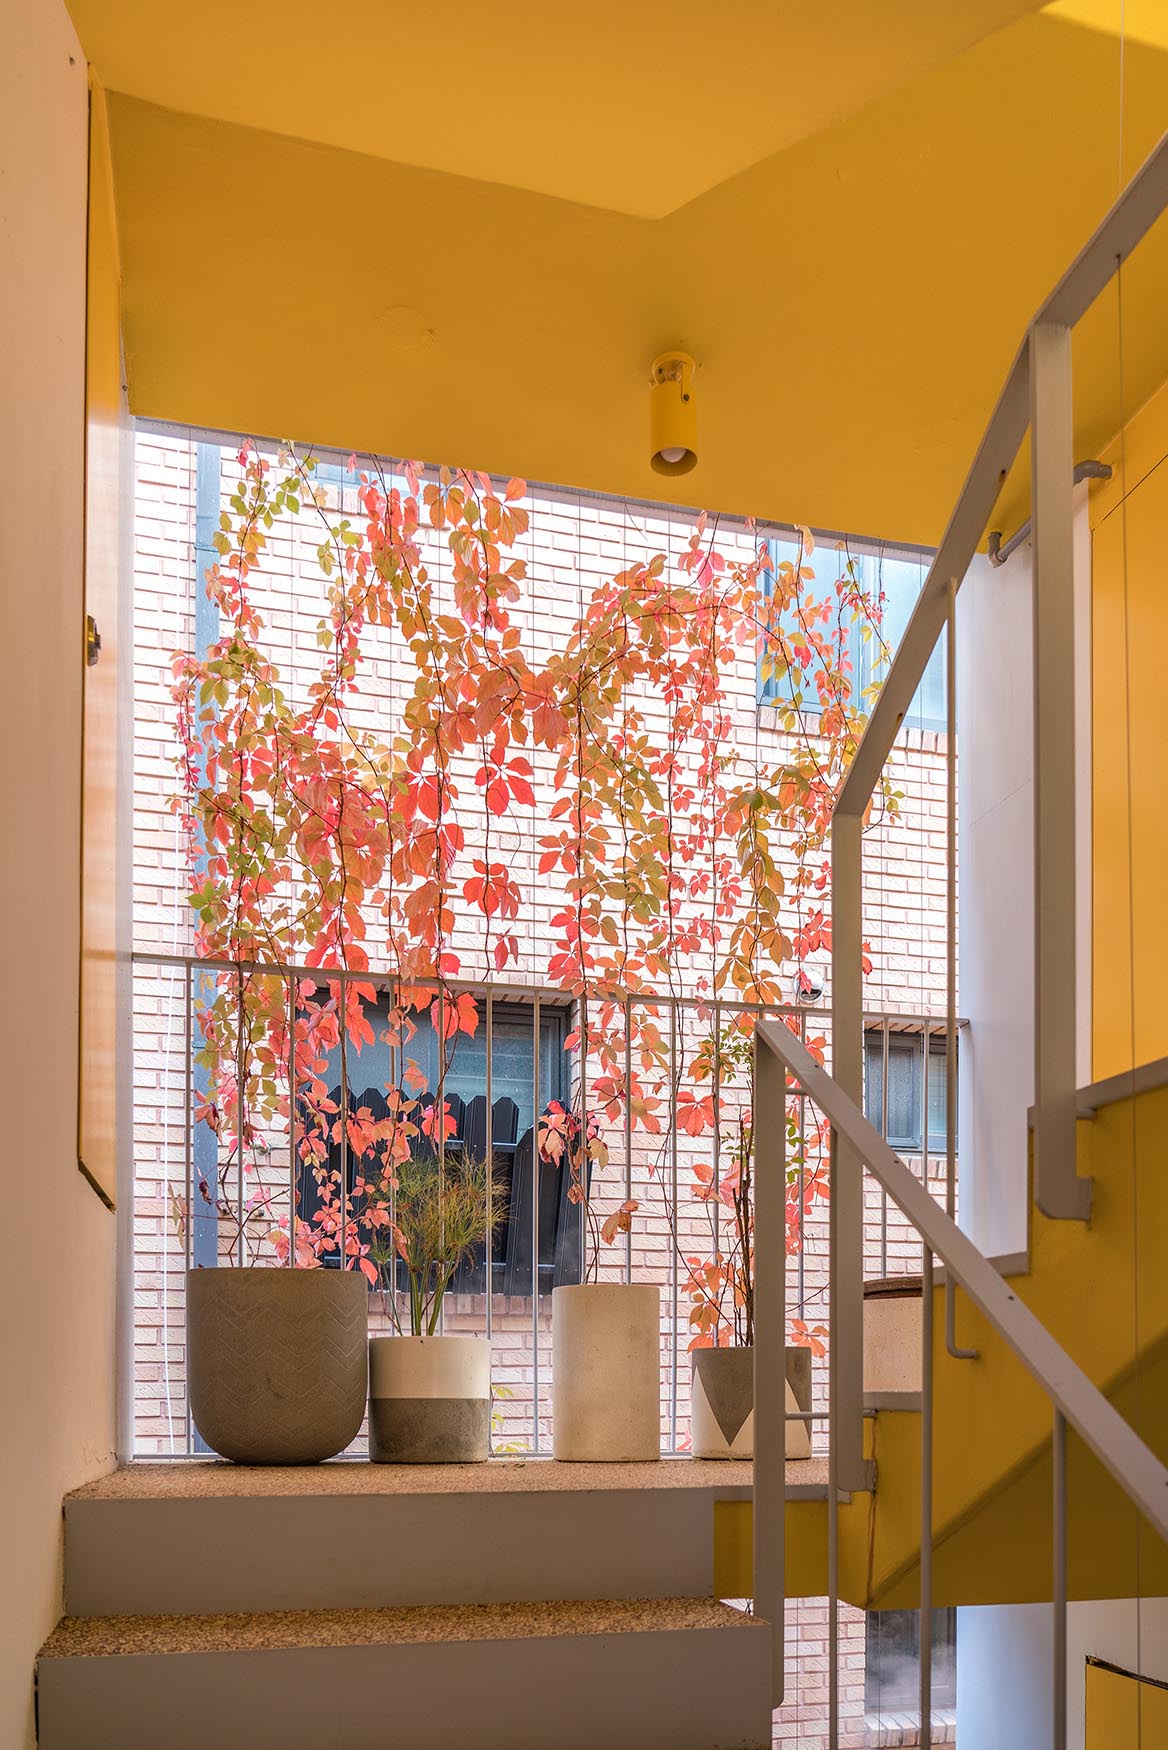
[367,1148,505,1463]
[685,1020,820,1462]
[546,1097,660,1463]
[184,985,369,1466]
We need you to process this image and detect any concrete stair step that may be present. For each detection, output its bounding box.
[36,1597,774,1749]
[65,1458,828,1618]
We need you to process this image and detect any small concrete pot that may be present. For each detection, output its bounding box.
[369,1335,491,1463]
[690,1345,813,1461]
[863,1275,923,1396]
[552,1282,660,1461]
[187,1267,368,1464]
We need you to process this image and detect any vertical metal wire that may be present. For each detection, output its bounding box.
[828,1122,840,1750]
[920,1243,935,1750]
[236,970,246,1265]
[339,973,349,1281]
[1053,1407,1068,1750]
[920,1020,930,1195]
[531,992,541,1453]
[880,1018,890,1280]
[624,997,633,1285]
[580,992,589,1290]
[435,980,443,1333]
[286,972,296,1267]
[485,992,494,1352]
[669,1000,679,1453]
[184,963,193,1453]
[711,999,720,1269]
[797,1010,806,1320]
[389,977,399,1311]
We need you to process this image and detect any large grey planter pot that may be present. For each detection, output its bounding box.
[552,1283,660,1461]
[690,1345,813,1461]
[369,1335,491,1463]
[187,1268,368,1464]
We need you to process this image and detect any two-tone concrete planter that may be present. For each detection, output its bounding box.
[187,1267,368,1464]
[369,1335,491,1463]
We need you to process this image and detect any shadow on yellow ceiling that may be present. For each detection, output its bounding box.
[78,0,1168,545]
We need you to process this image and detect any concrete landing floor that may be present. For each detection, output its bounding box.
[70,1455,830,1500]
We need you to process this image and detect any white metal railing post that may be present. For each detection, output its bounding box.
[945,579,977,1363]
[1053,1407,1068,1750]
[1030,321,1092,1224]
[829,812,867,1493]
[827,1130,840,1750]
[920,1244,934,1750]
[753,1027,787,1707]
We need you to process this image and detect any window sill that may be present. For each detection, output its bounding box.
[864,1708,957,1748]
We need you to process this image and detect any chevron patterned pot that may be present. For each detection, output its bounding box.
[690,1345,813,1461]
[187,1268,368,1464]
[369,1335,491,1463]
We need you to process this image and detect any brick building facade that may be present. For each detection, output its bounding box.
[129,427,956,1746]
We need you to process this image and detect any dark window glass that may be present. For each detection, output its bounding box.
[866,1607,957,1718]
[864,1030,954,1153]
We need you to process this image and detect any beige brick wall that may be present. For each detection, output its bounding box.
[130,428,954,1746]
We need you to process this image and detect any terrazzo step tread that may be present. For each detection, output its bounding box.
[40,1595,760,1657]
[68,1455,829,1499]
[36,1599,774,1750]
[64,1459,831,1618]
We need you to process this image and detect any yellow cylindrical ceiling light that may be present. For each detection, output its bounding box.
[649,351,697,475]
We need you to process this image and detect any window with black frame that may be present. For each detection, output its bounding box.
[864,1029,953,1154]
[296,994,580,1293]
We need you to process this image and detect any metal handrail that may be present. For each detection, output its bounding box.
[819,133,1168,1579]
[754,1012,1168,1537]
[753,1010,1168,1743]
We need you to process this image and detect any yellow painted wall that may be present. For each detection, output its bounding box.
[1086,1661,1168,1748]
[0,5,119,1743]
[1090,378,1168,1080]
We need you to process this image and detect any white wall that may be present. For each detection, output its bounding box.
[957,1602,1054,1748]
[955,494,1107,1745]
[956,545,1035,1258]
[958,1597,1168,1750]
[0,3,119,1743]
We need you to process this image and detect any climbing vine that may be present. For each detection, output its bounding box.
[173,444,896,1338]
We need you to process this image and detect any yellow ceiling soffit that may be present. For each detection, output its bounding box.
[105,11,1168,547]
[65,0,1047,219]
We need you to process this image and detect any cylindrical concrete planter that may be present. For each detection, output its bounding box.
[369,1335,491,1463]
[187,1267,368,1464]
[552,1283,660,1461]
[690,1344,814,1461]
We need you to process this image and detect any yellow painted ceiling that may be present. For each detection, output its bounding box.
[81,3,1168,546]
[65,0,1049,218]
